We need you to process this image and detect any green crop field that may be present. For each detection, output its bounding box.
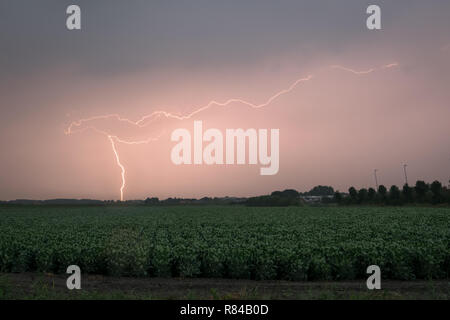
[0,206,449,281]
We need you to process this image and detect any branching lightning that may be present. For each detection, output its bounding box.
[108,136,126,201]
[66,63,398,201]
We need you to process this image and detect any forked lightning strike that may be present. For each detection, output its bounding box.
[66,63,399,201]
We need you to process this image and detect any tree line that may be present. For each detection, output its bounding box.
[335,180,450,206]
[3,181,448,207]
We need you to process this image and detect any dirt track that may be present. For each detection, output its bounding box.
[1,273,448,299]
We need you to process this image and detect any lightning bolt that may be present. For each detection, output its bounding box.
[330,62,398,74]
[108,136,126,201]
[66,63,398,201]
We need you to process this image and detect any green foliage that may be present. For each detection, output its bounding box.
[367,188,376,202]
[415,181,429,202]
[378,185,387,197]
[343,180,450,206]
[333,191,343,204]
[357,188,368,204]
[348,187,358,203]
[247,189,301,206]
[303,186,335,196]
[402,184,414,203]
[271,189,300,198]
[0,206,448,281]
[388,185,402,205]
[430,181,443,204]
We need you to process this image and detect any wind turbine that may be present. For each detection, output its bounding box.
[374,169,379,190]
[403,164,409,185]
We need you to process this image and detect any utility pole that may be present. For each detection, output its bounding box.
[403,164,408,185]
[374,169,379,190]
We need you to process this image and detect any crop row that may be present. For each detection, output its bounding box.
[0,206,448,280]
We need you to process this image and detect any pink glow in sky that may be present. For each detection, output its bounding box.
[0,1,449,200]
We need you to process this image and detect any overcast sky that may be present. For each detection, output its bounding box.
[1,1,449,200]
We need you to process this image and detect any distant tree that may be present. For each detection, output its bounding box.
[377,185,387,196]
[348,187,358,203]
[304,186,335,196]
[377,185,387,203]
[445,186,450,204]
[163,197,181,205]
[367,188,376,202]
[425,190,434,204]
[389,185,402,205]
[357,188,368,204]
[248,189,301,207]
[145,197,159,205]
[415,180,429,202]
[271,189,300,198]
[333,191,343,204]
[430,180,443,204]
[402,184,414,203]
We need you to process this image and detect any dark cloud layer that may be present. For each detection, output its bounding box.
[1,0,449,77]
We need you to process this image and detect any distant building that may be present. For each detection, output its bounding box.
[300,195,334,204]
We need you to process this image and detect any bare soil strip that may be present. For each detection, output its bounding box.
[1,273,448,300]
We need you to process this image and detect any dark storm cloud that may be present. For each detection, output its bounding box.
[2,0,448,78]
